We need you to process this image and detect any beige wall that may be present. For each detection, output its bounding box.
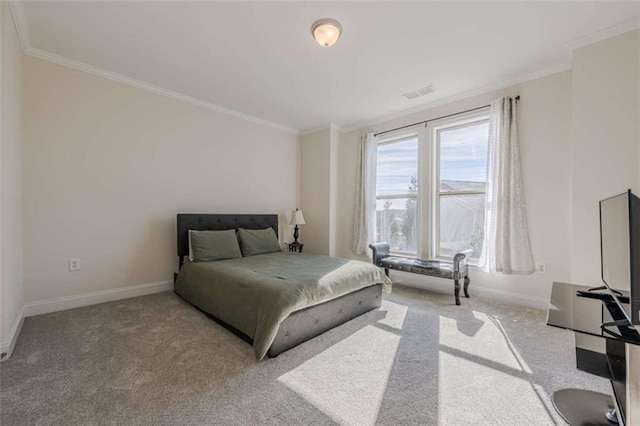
[300,128,331,254]
[23,57,299,303]
[330,30,640,307]
[1,3,24,351]
[300,126,341,256]
[334,71,573,307]
[329,126,339,257]
[570,30,639,288]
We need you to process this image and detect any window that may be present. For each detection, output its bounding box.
[373,109,489,261]
[376,134,419,255]
[432,116,489,261]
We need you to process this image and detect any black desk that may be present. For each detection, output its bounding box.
[547,282,640,425]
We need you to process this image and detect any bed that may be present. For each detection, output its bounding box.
[174,214,392,359]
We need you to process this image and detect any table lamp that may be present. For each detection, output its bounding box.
[290,209,306,244]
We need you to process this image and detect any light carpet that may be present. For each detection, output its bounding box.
[1,285,609,425]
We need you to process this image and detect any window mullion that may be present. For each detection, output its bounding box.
[439,190,486,196]
[376,194,418,200]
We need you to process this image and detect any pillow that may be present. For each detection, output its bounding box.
[237,228,281,257]
[188,229,243,262]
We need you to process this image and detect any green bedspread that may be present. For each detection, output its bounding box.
[175,251,392,359]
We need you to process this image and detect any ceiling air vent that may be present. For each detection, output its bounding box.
[402,86,434,100]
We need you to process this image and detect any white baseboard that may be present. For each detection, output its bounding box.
[23,280,174,317]
[391,271,549,310]
[0,307,25,361]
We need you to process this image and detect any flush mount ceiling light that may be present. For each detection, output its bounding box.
[311,18,342,47]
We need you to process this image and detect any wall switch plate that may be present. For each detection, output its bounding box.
[69,258,80,271]
[536,263,546,274]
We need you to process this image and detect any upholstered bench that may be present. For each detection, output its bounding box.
[369,242,470,305]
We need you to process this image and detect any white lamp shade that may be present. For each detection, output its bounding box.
[311,19,342,47]
[290,210,306,225]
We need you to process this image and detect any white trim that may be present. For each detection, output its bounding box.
[23,280,173,317]
[428,110,490,260]
[376,126,422,143]
[344,19,639,132]
[0,307,25,361]
[9,3,299,135]
[7,1,29,53]
[565,18,640,51]
[392,271,548,310]
[23,47,299,135]
[341,62,570,132]
[9,2,638,139]
[300,122,341,136]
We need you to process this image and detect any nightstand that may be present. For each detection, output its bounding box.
[287,242,304,253]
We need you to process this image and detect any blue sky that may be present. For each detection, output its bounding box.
[376,139,418,196]
[376,122,489,198]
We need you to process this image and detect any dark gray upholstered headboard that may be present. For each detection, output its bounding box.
[177,214,279,269]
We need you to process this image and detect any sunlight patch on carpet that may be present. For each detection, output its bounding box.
[437,351,554,424]
[278,325,401,426]
[439,310,532,373]
[377,300,408,330]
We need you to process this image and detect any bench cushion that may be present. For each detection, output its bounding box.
[379,256,457,279]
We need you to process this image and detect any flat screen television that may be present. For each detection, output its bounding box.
[599,189,640,326]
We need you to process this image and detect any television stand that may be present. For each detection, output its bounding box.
[587,285,626,297]
[552,389,618,425]
[547,282,640,425]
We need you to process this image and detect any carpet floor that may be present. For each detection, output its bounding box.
[1,284,609,425]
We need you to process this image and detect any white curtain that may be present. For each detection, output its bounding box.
[353,133,378,256]
[478,97,535,274]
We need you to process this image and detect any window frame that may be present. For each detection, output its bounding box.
[426,108,490,262]
[375,130,421,257]
[372,108,490,262]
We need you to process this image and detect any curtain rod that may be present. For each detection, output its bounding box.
[373,95,520,137]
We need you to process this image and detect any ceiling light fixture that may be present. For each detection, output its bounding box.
[311,18,342,47]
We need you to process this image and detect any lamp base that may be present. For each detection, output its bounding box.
[293,225,300,244]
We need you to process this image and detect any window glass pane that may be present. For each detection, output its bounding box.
[376,137,418,196]
[438,193,485,259]
[376,198,417,254]
[439,122,488,192]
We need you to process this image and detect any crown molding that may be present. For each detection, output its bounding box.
[300,122,341,136]
[9,1,299,135]
[25,48,300,135]
[7,1,30,52]
[565,18,640,51]
[338,17,639,133]
[7,3,638,137]
[340,61,571,132]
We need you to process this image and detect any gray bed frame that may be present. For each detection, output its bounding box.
[176,213,382,358]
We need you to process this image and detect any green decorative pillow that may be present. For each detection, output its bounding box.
[189,229,243,262]
[237,228,281,257]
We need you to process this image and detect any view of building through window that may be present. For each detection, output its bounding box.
[374,112,489,260]
[437,120,489,259]
[375,136,418,254]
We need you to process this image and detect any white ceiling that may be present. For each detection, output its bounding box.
[15,1,640,133]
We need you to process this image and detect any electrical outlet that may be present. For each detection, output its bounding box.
[69,258,80,271]
[536,263,546,274]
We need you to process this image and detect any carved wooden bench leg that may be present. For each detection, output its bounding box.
[454,279,461,305]
[464,276,470,298]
